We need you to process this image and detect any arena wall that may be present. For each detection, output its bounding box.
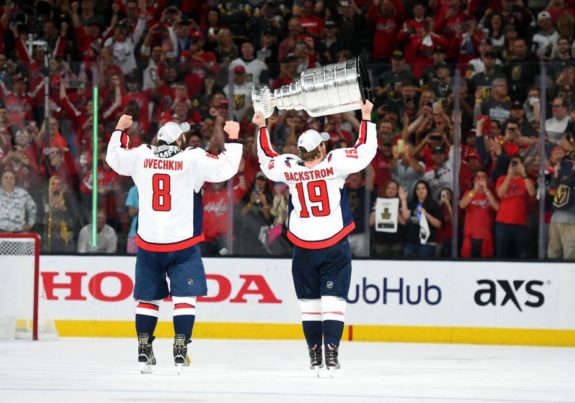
[40,256,575,346]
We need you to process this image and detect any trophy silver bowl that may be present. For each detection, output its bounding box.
[252,57,372,118]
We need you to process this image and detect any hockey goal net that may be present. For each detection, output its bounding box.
[0,233,58,340]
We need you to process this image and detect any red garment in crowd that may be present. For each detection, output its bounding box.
[300,15,324,38]
[123,90,153,130]
[328,129,353,146]
[272,74,295,90]
[370,150,393,192]
[367,0,406,60]
[437,204,453,244]
[403,32,448,79]
[2,92,33,130]
[463,191,495,240]
[434,9,472,37]
[495,176,530,226]
[461,190,495,257]
[74,26,101,66]
[202,185,245,242]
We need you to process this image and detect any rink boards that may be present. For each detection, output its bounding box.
[39,256,575,346]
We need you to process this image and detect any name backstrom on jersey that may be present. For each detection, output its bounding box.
[284,167,334,182]
[143,158,184,171]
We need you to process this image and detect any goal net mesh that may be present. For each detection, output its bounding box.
[0,235,58,340]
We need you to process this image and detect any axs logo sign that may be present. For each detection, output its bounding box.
[474,280,545,311]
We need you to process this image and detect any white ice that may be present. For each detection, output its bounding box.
[1,338,574,403]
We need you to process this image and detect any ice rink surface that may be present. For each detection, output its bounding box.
[1,338,574,403]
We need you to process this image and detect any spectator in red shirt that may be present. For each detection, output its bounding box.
[434,0,472,38]
[460,170,499,258]
[0,74,33,130]
[367,0,406,61]
[0,128,42,193]
[278,17,306,61]
[299,0,324,38]
[201,170,247,256]
[495,156,536,258]
[272,54,299,90]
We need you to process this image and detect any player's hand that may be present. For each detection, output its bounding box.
[252,111,266,128]
[224,120,240,140]
[116,114,133,131]
[360,100,373,121]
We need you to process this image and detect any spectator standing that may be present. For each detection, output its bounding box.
[77,208,118,253]
[495,157,536,259]
[330,0,366,57]
[549,36,574,80]
[532,11,558,60]
[344,172,370,257]
[548,134,575,259]
[103,13,146,76]
[422,144,454,200]
[237,171,273,255]
[437,187,454,257]
[223,65,253,122]
[546,96,572,145]
[369,180,409,258]
[367,0,406,62]
[40,175,82,253]
[479,78,511,125]
[125,184,138,254]
[505,37,539,102]
[391,142,425,196]
[403,180,443,258]
[0,169,36,233]
[202,172,247,256]
[460,171,499,258]
[228,42,269,86]
[278,17,305,61]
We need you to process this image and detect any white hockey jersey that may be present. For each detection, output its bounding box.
[106,130,242,252]
[257,120,377,249]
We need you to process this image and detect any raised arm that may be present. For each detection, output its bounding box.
[105,114,139,176]
[254,111,286,182]
[329,100,377,176]
[198,120,243,183]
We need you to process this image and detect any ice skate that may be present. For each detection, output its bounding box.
[137,333,156,374]
[173,334,191,375]
[308,344,323,377]
[325,343,340,377]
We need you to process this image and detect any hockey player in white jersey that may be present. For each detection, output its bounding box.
[253,100,376,374]
[106,114,242,374]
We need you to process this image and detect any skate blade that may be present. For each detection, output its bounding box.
[140,363,153,374]
[176,363,185,375]
[327,367,339,378]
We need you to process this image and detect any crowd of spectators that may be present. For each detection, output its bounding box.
[0,0,574,260]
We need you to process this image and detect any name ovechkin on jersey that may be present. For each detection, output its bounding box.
[284,167,334,182]
[143,158,184,170]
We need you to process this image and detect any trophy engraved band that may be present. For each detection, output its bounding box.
[252,57,372,118]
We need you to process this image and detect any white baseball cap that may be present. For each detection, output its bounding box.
[157,122,191,144]
[537,11,551,21]
[297,129,330,152]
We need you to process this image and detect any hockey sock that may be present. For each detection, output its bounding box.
[322,320,344,346]
[135,300,161,336]
[172,296,197,342]
[321,296,346,346]
[298,299,322,346]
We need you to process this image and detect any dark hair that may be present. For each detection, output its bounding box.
[409,180,435,209]
[298,146,322,161]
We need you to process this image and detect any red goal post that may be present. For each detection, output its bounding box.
[0,232,54,340]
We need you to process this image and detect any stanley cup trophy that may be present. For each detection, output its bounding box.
[252,57,372,118]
